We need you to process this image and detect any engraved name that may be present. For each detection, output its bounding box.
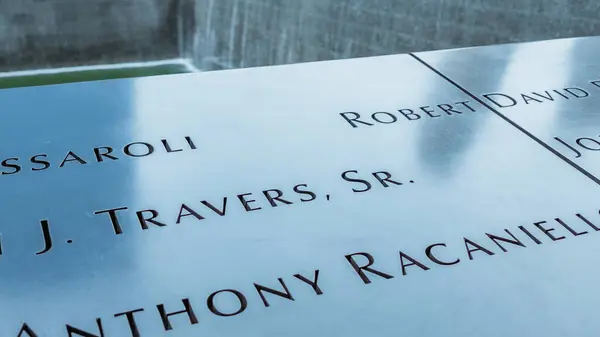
[0,136,197,176]
[12,207,600,336]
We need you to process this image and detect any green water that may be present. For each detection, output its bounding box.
[0,63,190,90]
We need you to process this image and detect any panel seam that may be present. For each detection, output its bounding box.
[409,52,600,186]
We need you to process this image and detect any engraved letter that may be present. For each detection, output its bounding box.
[398,109,421,121]
[237,193,262,212]
[464,238,495,260]
[372,171,402,187]
[185,136,197,150]
[518,225,542,245]
[371,112,397,124]
[576,137,600,151]
[156,299,199,331]
[345,252,394,284]
[555,218,588,237]
[455,101,476,112]
[399,251,429,275]
[136,209,167,229]
[554,137,582,158]
[482,93,517,108]
[30,154,51,171]
[1,157,21,175]
[293,184,317,202]
[577,213,600,231]
[533,221,566,241]
[207,289,248,317]
[35,219,53,255]
[17,323,38,337]
[93,147,118,162]
[486,229,525,252]
[66,318,105,337]
[425,243,459,266]
[419,106,441,118]
[341,170,372,193]
[339,112,373,128]
[94,206,128,235]
[254,278,295,307]
[124,142,155,157]
[176,204,205,224]
[161,139,183,153]
[262,189,293,207]
[294,270,323,295]
[59,151,87,167]
[564,87,589,98]
[114,308,144,337]
[202,198,228,216]
[521,94,543,104]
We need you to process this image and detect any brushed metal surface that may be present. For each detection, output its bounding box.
[1,51,600,336]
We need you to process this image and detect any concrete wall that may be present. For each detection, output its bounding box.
[192,0,600,70]
[0,0,189,72]
[1,0,599,72]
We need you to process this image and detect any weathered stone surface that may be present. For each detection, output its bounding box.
[0,0,187,72]
[191,0,600,70]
